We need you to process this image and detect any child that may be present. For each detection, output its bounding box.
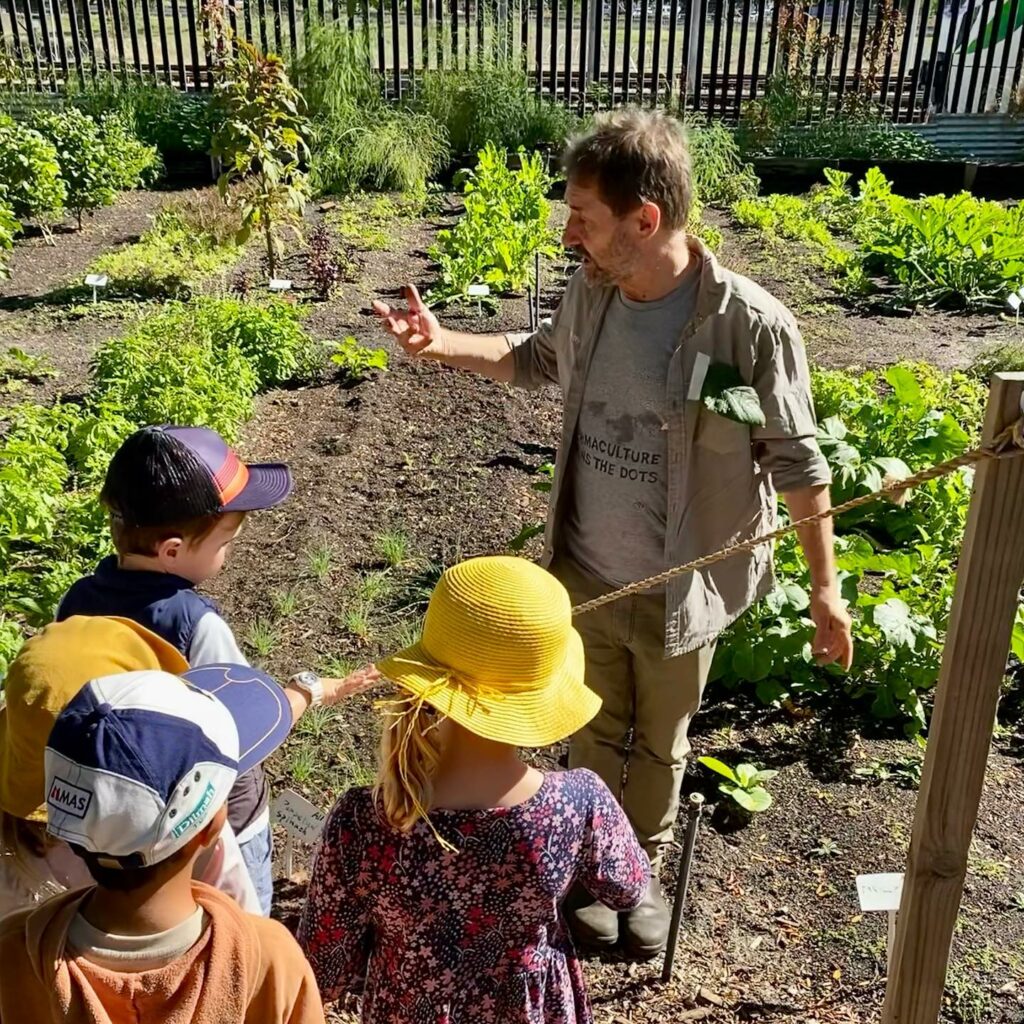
[0,615,259,916]
[56,424,378,915]
[0,668,324,1024]
[299,556,650,1023]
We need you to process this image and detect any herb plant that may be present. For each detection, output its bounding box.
[0,115,66,229]
[306,222,345,300]
[330,336,389,383]
[698,756,778,813]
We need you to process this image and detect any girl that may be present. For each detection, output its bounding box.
[299,555,650,1023]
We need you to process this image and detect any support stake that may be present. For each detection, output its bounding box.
[662,792,704,982]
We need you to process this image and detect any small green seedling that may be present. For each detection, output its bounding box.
[698,755,778,813]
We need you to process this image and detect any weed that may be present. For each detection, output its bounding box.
[305,541,333,581]
[811,838,841,858]
[698,756,778,814]
[853,755,922,789]
[389,617,423,652]
[321,654,356,677]
[944,963,991,1023]
[357,570,393,605]
[294,704,336,739]
[0,347,55,392]
[683,116,760,206]
[330,336,388,384]
[271,588,300,619]
[289,742,316,783]
[968,855,1009,879]
[245,617,277,658]
[344,602,372,642]
[970,341,1024,379]
[374,530,409,568]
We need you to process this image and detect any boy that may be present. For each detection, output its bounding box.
[0,615,259,916]
[0,668,325,1024]
[57,424,378,915]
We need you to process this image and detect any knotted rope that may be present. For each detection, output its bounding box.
[571,417,1024,618]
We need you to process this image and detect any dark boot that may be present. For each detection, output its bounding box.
[566,894,619,950]
[621,878,671,960]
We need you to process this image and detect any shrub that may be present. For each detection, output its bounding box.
[429,144,559,304]
[28,108,159,228]
[89,194,241,298]
[713,361,990,735]
[0,115,66,225]
[67,74,215,159]
[416,56,579,157]
[0,191,17,278]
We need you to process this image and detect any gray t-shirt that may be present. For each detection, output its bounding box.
[563,270,699,586]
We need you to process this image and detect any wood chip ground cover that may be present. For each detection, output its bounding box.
[2,191,1022,1023]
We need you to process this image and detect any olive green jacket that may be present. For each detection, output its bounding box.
[506,239,831,657]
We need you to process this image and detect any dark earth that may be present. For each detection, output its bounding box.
[2,186,1022,1024]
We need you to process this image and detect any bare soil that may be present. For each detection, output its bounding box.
[3,191,1023,1024]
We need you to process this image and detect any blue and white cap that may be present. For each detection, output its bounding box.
[44,666,292,868]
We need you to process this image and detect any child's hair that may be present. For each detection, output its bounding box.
[374,703,444,832]
[105,509,226,557]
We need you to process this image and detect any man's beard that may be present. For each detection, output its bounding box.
[575,230,638,288]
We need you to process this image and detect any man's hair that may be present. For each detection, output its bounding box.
[73,843,193,892]
[562,108,693,231]
[106,510,225,557]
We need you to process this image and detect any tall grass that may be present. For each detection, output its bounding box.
[414,55,580,157]
[683,116,760,206]
[292,21,448,195]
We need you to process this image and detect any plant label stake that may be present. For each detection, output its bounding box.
[662,792,704,982]
[856,872,904,975]
[84,273,108,304]
[468,283,490,318]
[268,278,292,293]
[271,789,325,880]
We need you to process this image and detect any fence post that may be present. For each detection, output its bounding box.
[881,372,1024,1024]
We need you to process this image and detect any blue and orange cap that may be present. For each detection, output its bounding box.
[101,425,294,528]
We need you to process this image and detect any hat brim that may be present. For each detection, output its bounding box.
[182,664,292,773]
[377,629,598,748]
[222,463,294,513]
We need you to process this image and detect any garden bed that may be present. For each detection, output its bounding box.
[2,194,1023,1023]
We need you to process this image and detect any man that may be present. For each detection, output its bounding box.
[374,108,853,959]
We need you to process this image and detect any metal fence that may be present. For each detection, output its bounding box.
[2,0,1022,120]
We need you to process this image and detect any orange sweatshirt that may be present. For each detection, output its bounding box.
[0,882,325,1024]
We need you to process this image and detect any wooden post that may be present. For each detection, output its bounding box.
[881,373,1024,1024]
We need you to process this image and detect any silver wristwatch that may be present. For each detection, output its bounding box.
[288,670,324,707]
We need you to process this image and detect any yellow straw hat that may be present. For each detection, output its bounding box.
[377,556,598,747]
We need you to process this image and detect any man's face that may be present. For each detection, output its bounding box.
[562,178,643,287]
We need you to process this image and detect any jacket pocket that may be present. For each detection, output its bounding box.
[695,408,752,455]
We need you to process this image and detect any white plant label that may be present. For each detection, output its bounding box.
[856,872,904,912]
[84,274,109,287]
[268,278,293,292]
[467,284,490,297]
[687,352,711,401]
[271,789,325,843]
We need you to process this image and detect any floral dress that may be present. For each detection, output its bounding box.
[298,768,650,1024]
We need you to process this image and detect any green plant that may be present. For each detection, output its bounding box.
[811,838,841,858]
[289,742,316,782]
[306,222,345,299]
[0,346,54,392]
[292,20,448,196]
[271,588,300,618]
[66,73,215,160]
[245,617,277,658]
[28,108,159,228]
[415,54,578,156]
[209,10,310,278]
[1009,891,1024,912]
[374,530,408,568]
[713,361,989,735]
[683,116,760,206]
[344,602,372,641]
[357,570,393,604]
[0,190,16,278]
[294,704,336,739]
[697,756,778,813]
[330,336,388,383]
[852,754,923,788]
[0,115,66,228]
[305,541,333,581]
[429,143,559,305]
[970,341,1024,379]
[89,201,241,299]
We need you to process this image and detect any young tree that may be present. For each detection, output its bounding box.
[206,3,311,280]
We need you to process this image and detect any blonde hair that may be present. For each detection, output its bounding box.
[374,701,445,835]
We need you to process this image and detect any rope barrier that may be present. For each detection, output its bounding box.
[571,416,1024,618]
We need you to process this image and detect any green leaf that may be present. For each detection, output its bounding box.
[704,385,766,427]
[723,782,773,812]
[734,763,758,788]
[873,598,919,648]
[884,365,924,413]
[697,756,738,784]
[780,581,810,611]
